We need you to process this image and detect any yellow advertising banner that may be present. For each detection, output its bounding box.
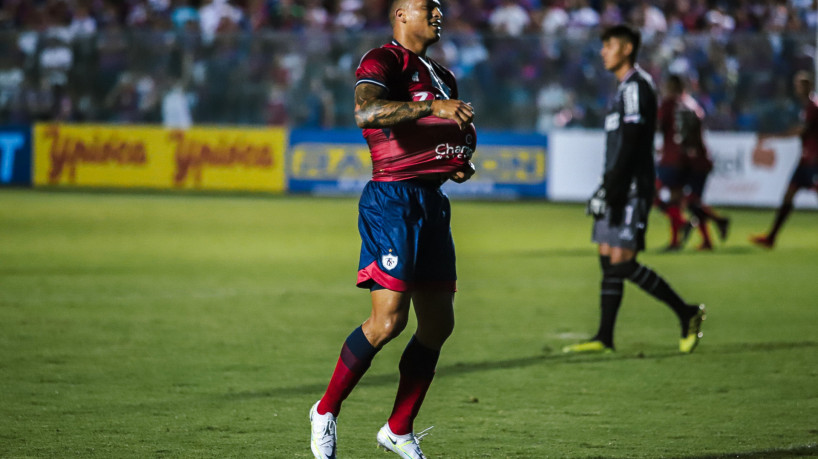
[33,124,287,191]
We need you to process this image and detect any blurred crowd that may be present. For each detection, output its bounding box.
[0,0,815,132]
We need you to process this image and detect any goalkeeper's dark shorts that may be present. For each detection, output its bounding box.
[356,179,457,292]
[592,195,650,251]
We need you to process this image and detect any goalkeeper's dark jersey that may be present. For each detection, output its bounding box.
[602,65,657,200]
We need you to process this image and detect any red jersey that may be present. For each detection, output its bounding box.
[799,93,818,166]
[658,93,710,172]
[355,40,476,181]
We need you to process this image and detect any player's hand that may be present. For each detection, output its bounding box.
[431,100,475,130]
[586,187,607,219]
[449,161,475,183]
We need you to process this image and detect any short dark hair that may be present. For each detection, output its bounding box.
[601,24,641,65]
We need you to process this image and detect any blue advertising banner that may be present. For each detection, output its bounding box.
[287,129,547,199]
[0,126,32,186]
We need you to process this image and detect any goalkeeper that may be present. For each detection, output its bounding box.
[563,24,706,354]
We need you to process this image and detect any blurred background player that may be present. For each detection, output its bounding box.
[667,74,730,250]
[309,1,477,458]
[750,71,818,249]
[655,74,691,251]
[564,24,705,355]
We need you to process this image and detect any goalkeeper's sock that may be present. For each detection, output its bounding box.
[594,255,622,348]
[317,326,380,417]
[618,261,693,328]
[387,336,439,435]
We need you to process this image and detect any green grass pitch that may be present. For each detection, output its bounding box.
[1,189,817,458]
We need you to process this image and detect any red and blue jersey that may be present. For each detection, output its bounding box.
[355,40,476,181]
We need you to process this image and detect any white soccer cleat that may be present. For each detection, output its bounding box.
[376,423,432,459]
[309,401,337,459]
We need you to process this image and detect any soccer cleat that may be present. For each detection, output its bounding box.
[679,304,706,353]
[376,423,432,459]
[310,401,337,459]
[716,218,730,241]
[562,340,614,354]
[749,234,774,249]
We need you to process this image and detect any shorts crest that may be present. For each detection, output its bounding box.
[382,252,398,270]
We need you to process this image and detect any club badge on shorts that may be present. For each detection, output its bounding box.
[382,252,398,270]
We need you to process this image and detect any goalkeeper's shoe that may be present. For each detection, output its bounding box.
[310,401,337,459]
[376,423,432,459]
[679,304,706,354]
[562,340,614,354]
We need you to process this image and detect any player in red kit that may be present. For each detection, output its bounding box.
[657,75,729,250]
[309,1,476,458]
[656,75,693,250]
[751,71,818,248]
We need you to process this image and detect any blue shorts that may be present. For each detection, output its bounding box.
[357,180,457,292]
[789,164,818,190]
[656,165,685,190]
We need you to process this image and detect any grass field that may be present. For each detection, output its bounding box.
[1,188,817,458]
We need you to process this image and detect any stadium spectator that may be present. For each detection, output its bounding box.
[563,24,706,355]
[309,0,476,457]
[0,0,813,129]
[751,71,818,248]
[540,0,569,35]
[488,0,531,37]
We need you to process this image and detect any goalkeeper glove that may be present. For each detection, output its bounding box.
[586,187,607,219]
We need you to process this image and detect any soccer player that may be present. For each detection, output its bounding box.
[750,71,818,249]
[309,1,476,458]
[655,75,691,251]
[665,74,730,250]
[563,24,705,355]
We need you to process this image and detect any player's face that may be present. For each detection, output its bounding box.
[600,37,632,73]
[794,78,812,99]
[402,0,443,44]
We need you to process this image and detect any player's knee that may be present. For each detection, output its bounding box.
[365,313,408,347]
[606,259,639,279]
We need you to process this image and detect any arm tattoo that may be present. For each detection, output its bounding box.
[355,83,433,128]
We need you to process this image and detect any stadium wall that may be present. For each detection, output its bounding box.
[4,123,816,209]
[287,129,547,199]
[31,124,287,192]
[0,126,32,186]
[548,130,818,209]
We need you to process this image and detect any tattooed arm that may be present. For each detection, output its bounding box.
[354,83,475,130]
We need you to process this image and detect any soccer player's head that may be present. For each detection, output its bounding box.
[793,70,814,99]
[665,74,685,96]
[600,24,641,71]
[390,0,443,44]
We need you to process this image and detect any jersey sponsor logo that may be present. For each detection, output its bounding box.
[605,113,620,131]
[413,91,435,101]
[435,143,474,160]
[382,253,398,270]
